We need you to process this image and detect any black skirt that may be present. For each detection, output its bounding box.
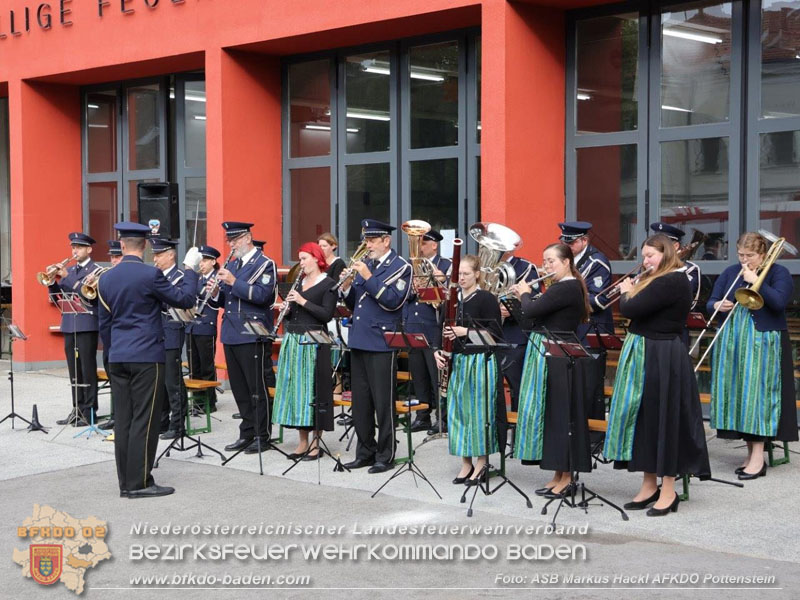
[614,336,711,478]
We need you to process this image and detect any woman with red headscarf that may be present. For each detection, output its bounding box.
[272,242,338,460]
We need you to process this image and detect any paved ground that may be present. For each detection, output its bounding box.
[1,365,799,599]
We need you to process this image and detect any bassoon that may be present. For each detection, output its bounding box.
[437,237,463,400]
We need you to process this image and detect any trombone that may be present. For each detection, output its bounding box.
[36,256,76,286]
[332,240,370,291]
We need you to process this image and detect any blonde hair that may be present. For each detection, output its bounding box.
[737,232,768,257]
[626,234,684,298]
[317,232,338,249]
[461,254,481,286]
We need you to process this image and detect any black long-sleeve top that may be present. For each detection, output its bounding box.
[620,271,691,340]
[520,278,585,334]
[326,258,346,282]
[452,288,503,354]
[286,274,337,334]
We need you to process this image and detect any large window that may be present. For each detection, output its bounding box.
[283,31,481,259]
[0,97,10,285]
[567,0,800,273]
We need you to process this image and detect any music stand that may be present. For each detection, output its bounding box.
[460,317,532,517]
[369,328,441,499]
[282,328,350,480]
[539,329,629,524]
[0,319,44,432]
[222,318,288,474]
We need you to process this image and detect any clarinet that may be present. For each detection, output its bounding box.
[437,238,463,400]
[274,272,305,332]
[195,249,235,314]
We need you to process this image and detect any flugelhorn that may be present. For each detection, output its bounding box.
[469,222,521,297]
[80,266,109,300]
[332,241,370,291]
[36,257,76,286]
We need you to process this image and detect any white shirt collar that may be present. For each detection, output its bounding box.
[559,275,576,281]
[78,258,91,268]
[374,249,392,267]
[162,264,176,277]
[574,247,587,264]
[240,246,258,265]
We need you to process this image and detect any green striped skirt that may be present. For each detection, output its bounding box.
[603,333,646,461]
[514,332,548,461]
[447,353,499,457]
[710,305,782,437]
[272,332,316,428]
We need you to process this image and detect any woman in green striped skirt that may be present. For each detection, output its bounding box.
[273,243,338,460]
[604,235,710,517]
[435,255,506,485]
[707,232,797,480]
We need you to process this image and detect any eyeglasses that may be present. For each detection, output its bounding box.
[736,252,758,260]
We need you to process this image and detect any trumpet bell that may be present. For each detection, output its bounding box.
[37,272,55,286]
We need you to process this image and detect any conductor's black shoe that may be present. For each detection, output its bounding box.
[738,464,767,480]
[127,484,175,499]
[368,461,394,474]
[56,410,77,425]
[73,417,89,427]
[623,489,660,510]
[244,441,269,454]
[343,458,374,469]
[225,438,254,451]
[119,490,128,498]
[159,430,179,440]
[410,417,432,433]
[428,422,447,435]
[99,419,115,430]
[232,413,242,419]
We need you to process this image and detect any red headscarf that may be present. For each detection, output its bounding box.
[299,242,328,272]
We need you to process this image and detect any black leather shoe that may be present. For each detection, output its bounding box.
[119,490,128,498]
[646,493,679,516]
[409,417,432,433]
[734,466,746,475]
[534,486,555,496]
[368,461,394,474]
[127,484,175,499]
[244,441,269,454]
[738,464,767,480]
[232,413,242,419]
[343,458,375,469]
[56,410,77,425]
[623,489,660,510]
[286,452,302,460]
[545,483,575,499]
[302,451,321,461]
[225,438,254,451]
[159,430,180,440]
[337,414,353,426]
[452,466,474,485]
[99,419,115,431]
[428,422,447,435]
[465,477,482,487]
[73,417,89,427]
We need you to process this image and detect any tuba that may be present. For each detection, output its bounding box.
[402,219,444,305]
[469,222,521,296]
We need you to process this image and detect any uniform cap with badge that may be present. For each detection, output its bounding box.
[361,219,396,239]
[558,221,592,243]
[649,222,685,242]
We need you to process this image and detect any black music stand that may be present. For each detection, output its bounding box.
[539,330,629,524]
[222,319,288,475]
[283,327,350,479]
[584,329,624,465]
[0,319,44,432]
[370,328,441,500]
[460,318,532,517]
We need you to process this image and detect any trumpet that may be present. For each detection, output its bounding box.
[332,241,370,291]
[597,263,652,305]
[80,266,110,300]
[36,256,76,286]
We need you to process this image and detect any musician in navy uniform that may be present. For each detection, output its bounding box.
[151,238,190,439]
[497,249,540,412]
[649,223,701,310]
[340,219,412,474]
[98,240,123,431]
[185,245,221,413]
[48,232,101,426]
[212,222,277,454]
[404,228,451,434]
[96,222,200,498]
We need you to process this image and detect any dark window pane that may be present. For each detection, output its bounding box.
[345,51,391,153]
[761,0,800,119]
[661,2,732,126]
[290,168,331,258]
[410,41,459,148]
[345,163,390,256]
[661,137,730,260]
[410,159,458,239]
[127,84,161,171]
[289,60,332,158]
[88,182,118,262]
[185,177,207,247]
[760,131,800,257]
[576,12,639,134]
[184,81,206,168]
[576,145,638,260]
[87,91,117,173]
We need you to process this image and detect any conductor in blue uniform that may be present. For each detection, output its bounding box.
[340,219,412,473]
[97,222,200,498]
[48,232,101,426]
[213,222,278,454]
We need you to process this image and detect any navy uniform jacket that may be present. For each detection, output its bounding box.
[161,265,186,351]
[343,250,412,352]
[185,271,219,337]
[707,263,793,332]
[214,250,277,346]
[403,255,451,349]
[501,256,540,345]
[48,260,100,333]
[97,255,198,363]
[681,260,701,310]
[576,245,614,334]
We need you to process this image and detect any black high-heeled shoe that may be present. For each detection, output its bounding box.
[737,463,767,480]
[623,489,660,510]
[734,466,746,475]
[452,466,474,485]
[646,493,679,517]
[535,486,555,496]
